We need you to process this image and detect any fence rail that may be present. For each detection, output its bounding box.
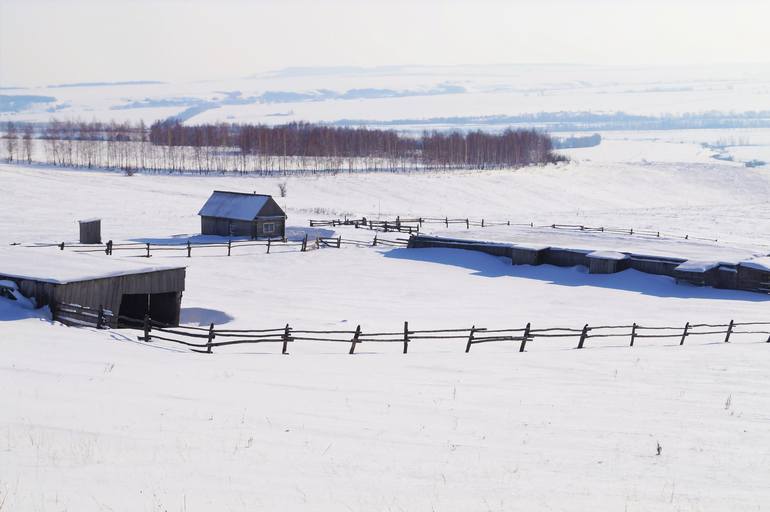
[113,315,770,355]
[25,234,408,258]
[53,302,113,329]
[310,216,723,243]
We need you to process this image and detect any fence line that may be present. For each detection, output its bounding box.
[24,234,409,258]
[110,314,770,355]
[310,216,723,243]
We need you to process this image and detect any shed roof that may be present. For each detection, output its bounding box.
[0,247,185,285]
[198,191,277,221]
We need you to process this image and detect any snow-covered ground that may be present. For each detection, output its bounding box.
[5,63,770,126]
[2,136,770,510]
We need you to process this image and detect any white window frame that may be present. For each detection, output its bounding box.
[262,222,276,235]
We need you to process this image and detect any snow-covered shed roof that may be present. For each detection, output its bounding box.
[0,247,185,285]
[198,191,280,222]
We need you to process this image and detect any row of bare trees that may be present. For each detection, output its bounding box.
[3,119,564,174]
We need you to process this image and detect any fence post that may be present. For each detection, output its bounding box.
[145,243,151,258]
[187,240,191,257]
[301,234,308,252]
[482,219,485,228]
[105,240,113,255]
[519,322,531,352]
[59,242,64,251]
[465,218,469,229]
[227,240,232,256]
[630,323,637,347]
[680,322,690,345]
[724,320,734,343]
[396,216,401,231]
[445,217,448,227]
[372,233,378,247]
[267,238,271,254]
[142,313,152,342]
[403,321,409,354]
[95,304,105,329]
[337,236,341,248]
[349,325,361,355]
[577,324,589,349]
[465,325,476,353]
[206,322,215,354]
[282,323,291,355]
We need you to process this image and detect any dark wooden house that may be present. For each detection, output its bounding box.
[198,191,287,239]
[0,248,186,327]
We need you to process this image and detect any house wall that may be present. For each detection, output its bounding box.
[201,216,285,238]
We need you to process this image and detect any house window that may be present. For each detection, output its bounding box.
[263,222,276,235]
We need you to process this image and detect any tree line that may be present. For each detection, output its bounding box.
[3,119,564,174]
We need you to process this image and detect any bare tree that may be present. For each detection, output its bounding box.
[5,122,17,162]
[22,124,33,164]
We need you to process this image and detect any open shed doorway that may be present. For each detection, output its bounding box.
[118,292,180,327]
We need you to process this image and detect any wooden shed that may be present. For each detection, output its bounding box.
[0,248,186,327]
[198,191,287,239]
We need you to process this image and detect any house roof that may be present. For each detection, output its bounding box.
[198,191,274,221]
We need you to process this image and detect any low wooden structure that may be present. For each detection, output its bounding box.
[78,218,101,244]
[0,248,186,327]
[407,234,770,295]
[198,191,287,239]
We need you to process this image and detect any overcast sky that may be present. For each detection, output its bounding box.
[2,0,769,87]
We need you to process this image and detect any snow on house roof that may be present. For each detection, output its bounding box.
[0,247,185,285]
[198,191,272,221]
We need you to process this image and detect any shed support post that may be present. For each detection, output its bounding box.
[519,322,531,353]
[142,314,152,342]
[680,322,690,345]
[577,324,589,349]
[349,325,361,355]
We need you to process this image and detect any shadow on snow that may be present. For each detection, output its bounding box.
[384,247,770,302]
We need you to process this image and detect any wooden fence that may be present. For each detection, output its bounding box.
[53,302,113,329]
[115,315,770,355]
[29,234,408,258]
[309,216,722,243]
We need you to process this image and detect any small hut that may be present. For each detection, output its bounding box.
[198,191,287,239]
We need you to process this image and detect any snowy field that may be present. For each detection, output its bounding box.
[2,136,770,510]
[5,63,770,126]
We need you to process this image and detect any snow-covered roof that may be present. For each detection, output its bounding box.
[675,260,721,272]
[587,250,628,261]
[739,257,770,272]
[0,247,185,285]
[198,191,272,221]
